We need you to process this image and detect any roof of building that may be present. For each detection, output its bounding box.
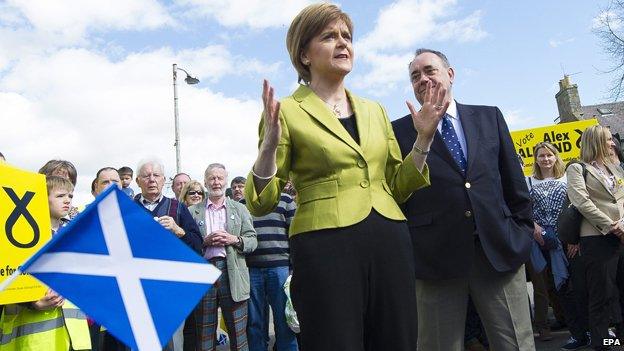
[580,102,624,138]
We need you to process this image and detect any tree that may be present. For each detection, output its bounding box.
[594,0,624,100]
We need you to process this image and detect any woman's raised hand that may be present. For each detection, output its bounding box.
[261,79,282,152]
[406,80,449,140]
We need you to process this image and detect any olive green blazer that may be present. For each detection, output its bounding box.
[244,85,430,236]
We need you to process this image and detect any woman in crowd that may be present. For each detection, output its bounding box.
[243,3,446,350]
[525,142,568,341]
[179,180,206,207]
[567,125,624,351]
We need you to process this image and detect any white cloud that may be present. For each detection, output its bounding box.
[503,109,550,131]
[351,52,413,94]
[177,0,314,29]
[0,0,176,72]
[548,37,575,48]
[0,46,270,205]
[357,0,486,53]
[593,10,621,30]
[353,0,487,96]
[5,0,175,41]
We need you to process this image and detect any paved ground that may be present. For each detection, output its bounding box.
[215,282,623,350]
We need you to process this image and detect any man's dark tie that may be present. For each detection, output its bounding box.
[441,114,467,175]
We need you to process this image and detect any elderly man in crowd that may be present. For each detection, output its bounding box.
[135,159,202,351]
[392,48,534,351]
[172,172,191,200]
[189,163,257,351]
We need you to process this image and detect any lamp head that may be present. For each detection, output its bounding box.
[185,75,200,85]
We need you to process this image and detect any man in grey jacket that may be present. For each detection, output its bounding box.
[190,163,257,351]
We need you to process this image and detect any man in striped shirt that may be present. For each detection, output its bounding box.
[235,177,298,351]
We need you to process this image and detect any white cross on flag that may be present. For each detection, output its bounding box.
[0,186,220,350]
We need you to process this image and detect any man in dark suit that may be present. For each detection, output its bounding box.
[392,48,535,351]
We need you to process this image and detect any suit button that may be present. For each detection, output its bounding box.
[465,182,471,189]
[357,159,366,168]
[464,210,472,218]
[360,180,370,188]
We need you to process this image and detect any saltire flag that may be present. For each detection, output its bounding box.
[0,186,220,350]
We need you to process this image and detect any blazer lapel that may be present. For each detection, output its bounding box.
[295,85,364,158]
[193,201,208,238]
[586,164,616,197]
[350,91,370,153]
[431,130,464,175]
[224,199,235,233]
[457,103,479,174]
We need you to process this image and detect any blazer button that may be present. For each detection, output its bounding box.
[357,159,366,168]
[360,180,370,188]
[464,210,472,218]
[465,182,471,189]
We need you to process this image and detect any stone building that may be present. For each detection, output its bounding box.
[555,75,624,140]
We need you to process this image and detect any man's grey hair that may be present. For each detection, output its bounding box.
[204,163,228,180]
[410,48,451,68]
[137,158,165,177]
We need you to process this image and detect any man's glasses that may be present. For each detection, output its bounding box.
[187,191,203,196]
[139,173,163,180]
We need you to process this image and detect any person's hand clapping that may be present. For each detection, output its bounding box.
[260,79,282,153]
[406,80,449,141]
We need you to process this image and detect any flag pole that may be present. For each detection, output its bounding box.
[0,269,23,292]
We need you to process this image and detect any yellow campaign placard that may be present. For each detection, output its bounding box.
[0,163,50,303]
[511,119,599,176]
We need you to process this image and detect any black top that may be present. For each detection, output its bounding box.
[338,114,359,145]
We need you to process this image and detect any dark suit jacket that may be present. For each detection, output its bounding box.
[134,196,203,254]
[392,102,532,280]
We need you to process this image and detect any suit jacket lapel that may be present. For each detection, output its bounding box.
[431,130,464,175]
[193,201,208,238]
[224,198,235,233]
[351,90,370,153]
[457,103,480,174]
[295,85,364,158]
[586,164,616,197]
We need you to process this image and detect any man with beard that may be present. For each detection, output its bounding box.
[190,163,257,351]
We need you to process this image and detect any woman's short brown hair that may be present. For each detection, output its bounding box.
[532,142,565,179]
[286,3,353,84]
[39,159,78,186]
[580,125,612,164]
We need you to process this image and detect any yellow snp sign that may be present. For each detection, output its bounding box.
[0,163,50,303]
[511,119,599,176]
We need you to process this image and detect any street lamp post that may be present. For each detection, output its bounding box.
[172,63,200,174]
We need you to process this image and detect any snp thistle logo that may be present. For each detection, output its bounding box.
[603,338,621,346]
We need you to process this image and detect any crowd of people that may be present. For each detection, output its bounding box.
[2,2,624,351]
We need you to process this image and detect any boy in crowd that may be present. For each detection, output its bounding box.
[0,176,91,350]
[118,166,135,198]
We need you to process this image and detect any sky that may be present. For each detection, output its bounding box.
[0,0,619,205]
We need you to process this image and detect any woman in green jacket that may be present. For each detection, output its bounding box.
[244,3,446,350]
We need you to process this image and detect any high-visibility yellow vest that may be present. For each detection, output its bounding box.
[0,300,91,351]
